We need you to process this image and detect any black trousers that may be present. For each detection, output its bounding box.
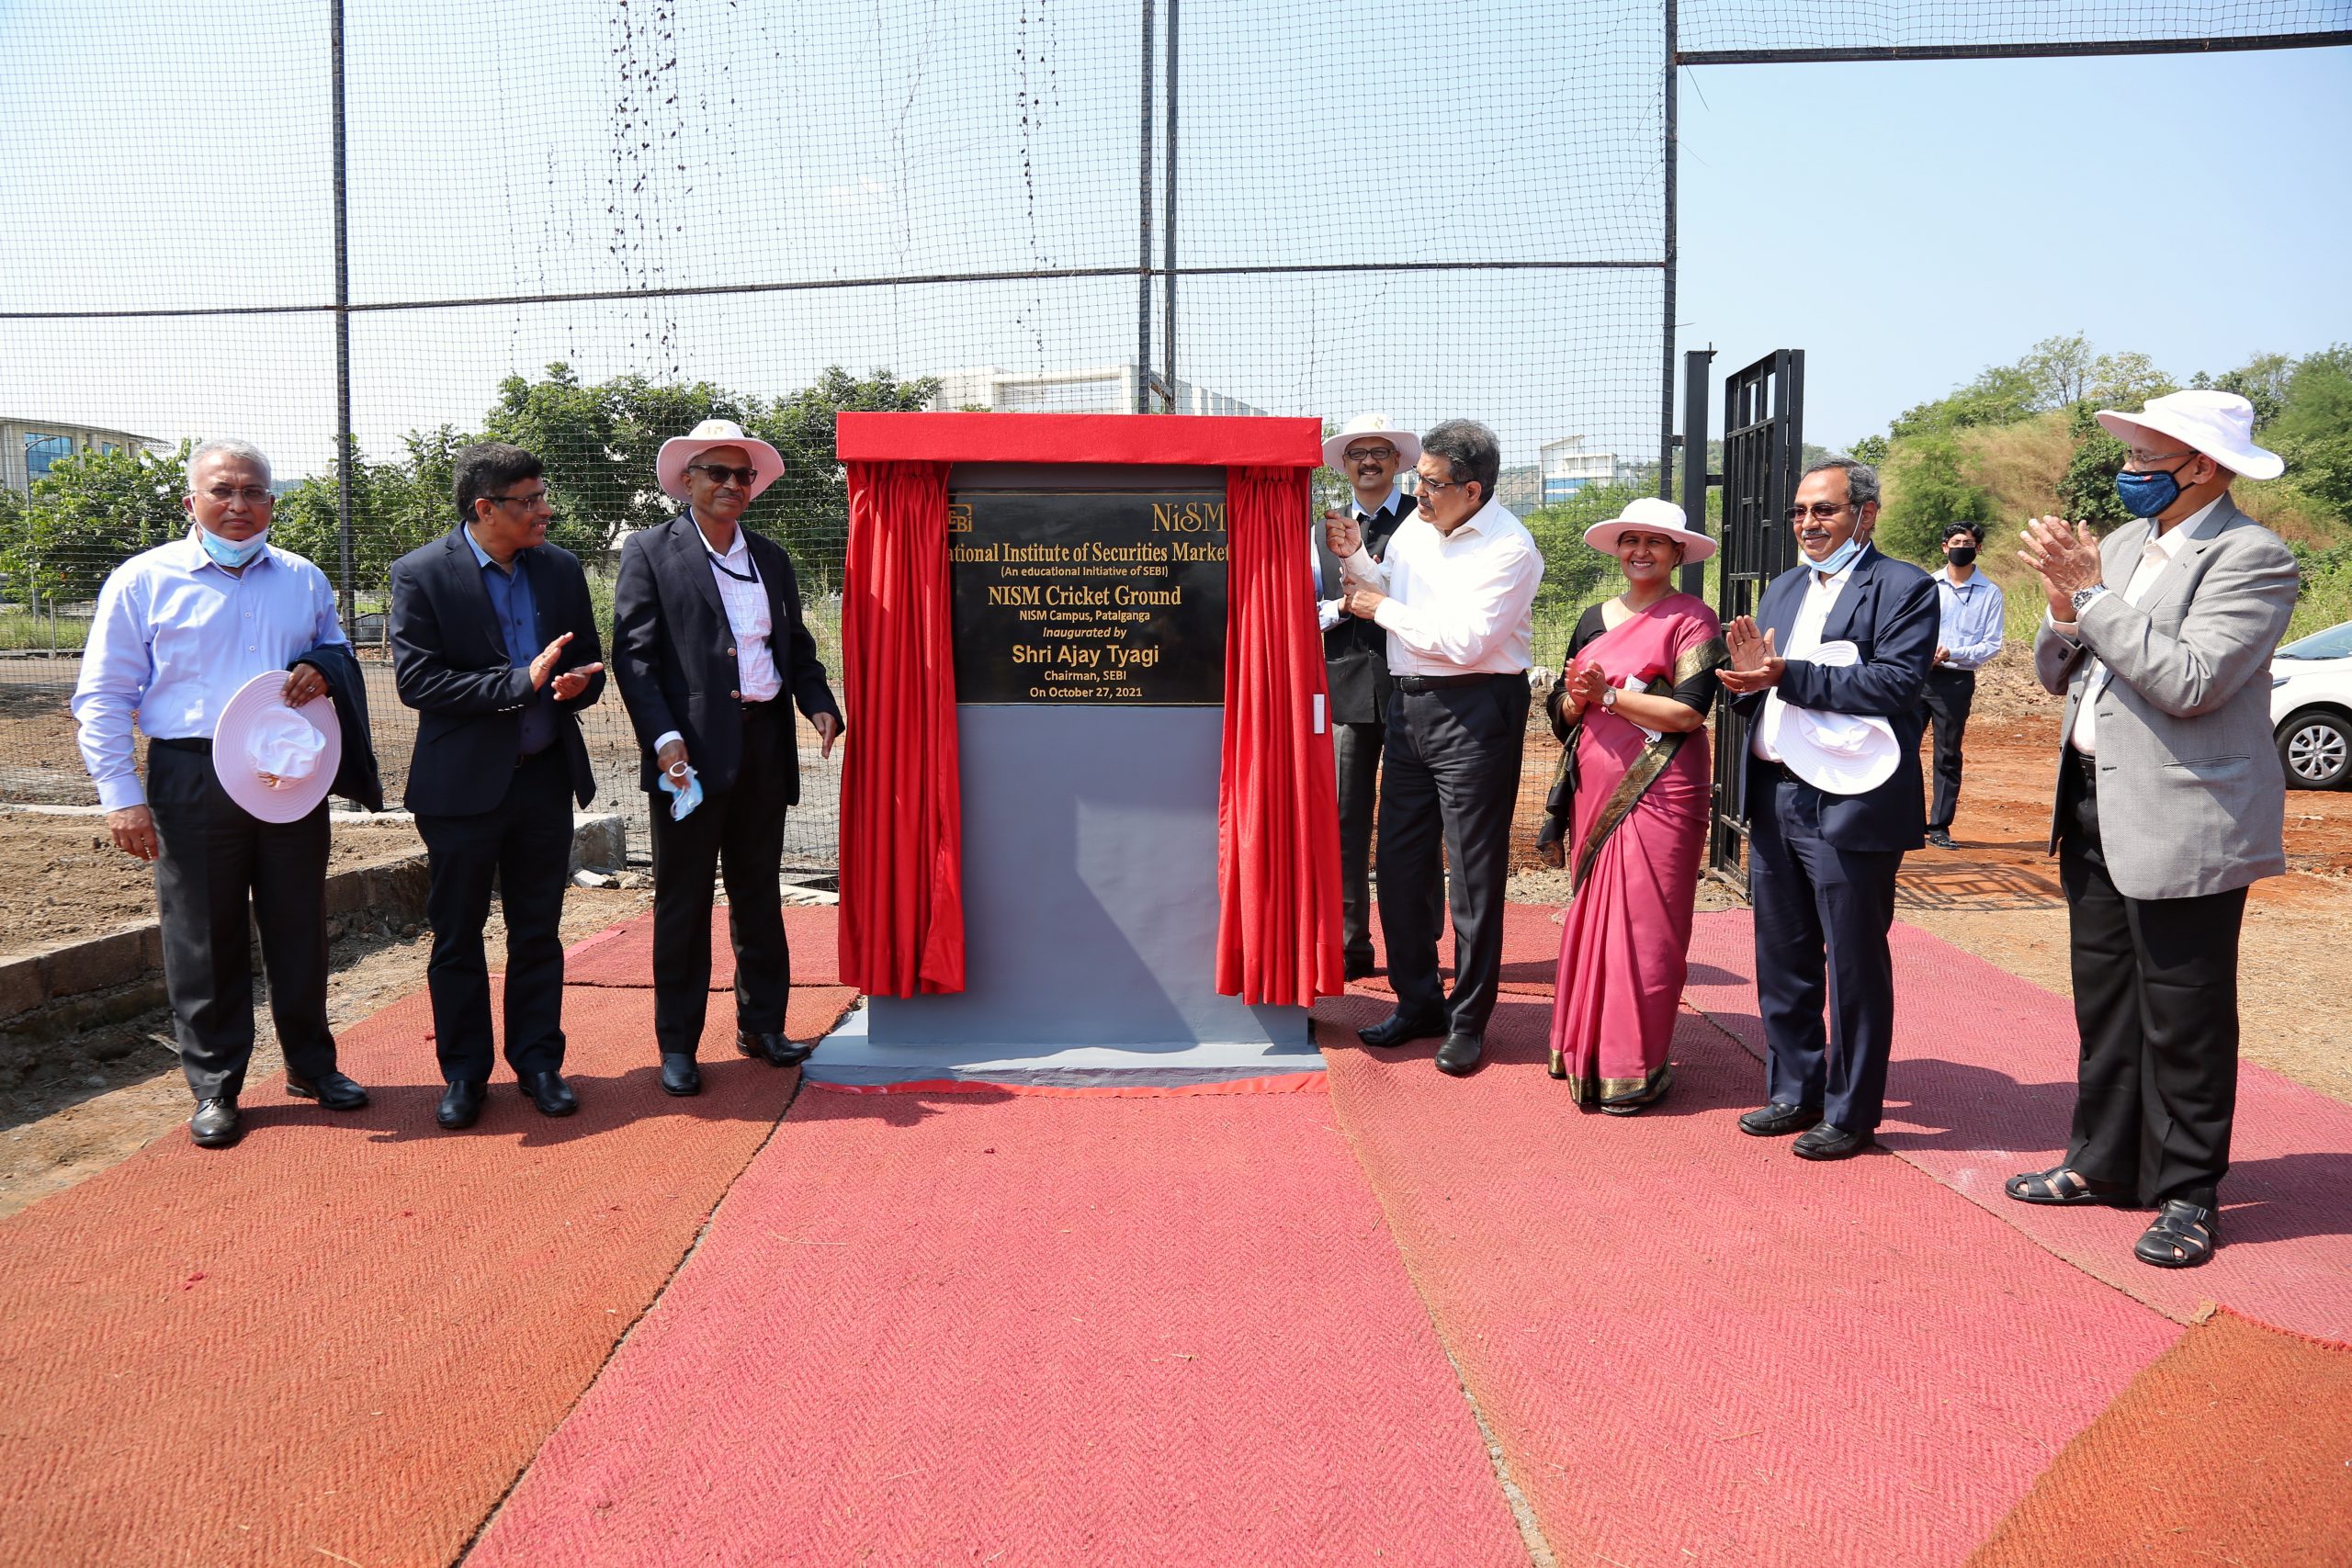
[1921,666,1976,831]
[1333,718,1384,968]
[1376,675,1528,1036]
[146,740,339,1100]
[2057,753,2245,1210]
[649,702,792,1055]
[1747,763,1905,1134]
[416,746,575,1085]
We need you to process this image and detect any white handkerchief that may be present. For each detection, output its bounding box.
[243,707,325,786]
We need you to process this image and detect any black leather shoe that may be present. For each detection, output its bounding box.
[1434,1032,1484,1077]
[1359,1010,1446,1048]
[517,1070,579,1117]
[286,1070,369,1111]
[738,1030,815,1068]
[660,1053,703,1097]
[435,1080,486,1130]
[189,1097,242,1148]
[1341,954,1377,982]
[1926,828,1957,850]
[1792,1122,1872,1160]
[1738,1101,1822,1137]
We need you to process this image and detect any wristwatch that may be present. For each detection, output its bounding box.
[1600,686,1620,711]
[2070,583,2108,616]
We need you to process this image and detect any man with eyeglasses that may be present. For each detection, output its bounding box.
[2007,390,2297,1270]
[1326,419,1544,1077]
[72,439,376,1148]
[613,419,842,1098]
[1313,412,1439,981]
[1719,457,1937,1162]
[389,442,606,1129]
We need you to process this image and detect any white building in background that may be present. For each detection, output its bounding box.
[932,364,1267,418]
[1539,435,1621,503]
[1,420,163,494]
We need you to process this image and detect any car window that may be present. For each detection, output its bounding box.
[2278,622,2352,661]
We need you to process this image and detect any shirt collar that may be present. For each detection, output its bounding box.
[2148,498,2220,559]
[463,524,533,575]
[178,525,274,573]
[689,512,750,561]
[1353,488,1404,523]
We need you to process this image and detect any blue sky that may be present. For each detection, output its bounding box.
[0,2,2345,476]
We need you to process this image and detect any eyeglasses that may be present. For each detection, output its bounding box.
[689,463,760,487]
[199,486,274,506]
[2121,448,2195,473]
[1416,475,1470,496]
[1341,446,1397,464]
[1784,502,1851,524]
[484,489,548,510]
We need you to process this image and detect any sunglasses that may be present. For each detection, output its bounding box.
[689,463,760,487]
[1783,502,1851,524]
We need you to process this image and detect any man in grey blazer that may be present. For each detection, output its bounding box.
[2010,389,2298,1270]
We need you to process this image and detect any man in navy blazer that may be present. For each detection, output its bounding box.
[611,420,842,1098]
[390,442,605,1129]
[1720,457,1938,1159]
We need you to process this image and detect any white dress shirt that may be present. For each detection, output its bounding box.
[1751,553,1861,763]
[71,531,346,810]
[653,514,780,754]
[1317,488,1406,634]
[1340,498,1543,676]
[2052,500,2213,757]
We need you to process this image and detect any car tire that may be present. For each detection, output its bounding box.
[2277,708,2352,790]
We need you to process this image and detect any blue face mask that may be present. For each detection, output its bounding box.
[197,525,270,570]
[2114,463,2187,519]
[1809,534,1865,576]
[658,763,704,821]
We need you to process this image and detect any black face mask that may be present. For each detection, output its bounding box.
[1945,544,1978,566]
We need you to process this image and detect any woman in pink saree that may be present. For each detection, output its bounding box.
[1537,499,1725,1111]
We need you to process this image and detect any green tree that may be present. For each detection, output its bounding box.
[1877,431,1995,561]
[272,425,476,591]
[2270,344,2352,525]
[743,365,941,592]
[1845,434,1889,467]
[1887,363,2039,440]
[2087,351,2177,411]
[2054,403,2134,532]
[1519,481,1647,646]
[3,442,189,608]
[2212,350,2296,427]
[2018,332,2094,410]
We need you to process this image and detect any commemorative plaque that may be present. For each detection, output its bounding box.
[949,489,1227,705]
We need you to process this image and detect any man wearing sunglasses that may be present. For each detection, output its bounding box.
[613,419,843,1098]
[1326,419,1544,1077]
[390,442,607,1129]
[1719,457,1938,1162]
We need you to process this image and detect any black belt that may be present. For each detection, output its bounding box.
[1395,671,1517,693]
[1758,757,1807,787]
[742,698,776,717]
[2067,747,2098,783]
[152,737,212,754]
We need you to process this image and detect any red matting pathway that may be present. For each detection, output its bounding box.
[468,1085,1531,1567]
[1318,984,2180,1568]
[1684,909,2352,1341]
[0,982,854,1568]
[564,903,839,989]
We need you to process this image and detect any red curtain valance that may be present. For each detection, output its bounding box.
[1216,465,1343,1007]
[839,459,967,997]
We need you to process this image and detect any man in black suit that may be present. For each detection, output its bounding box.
[390,443,606,1129]
[1721,457,1938,1160]
[612,419,842,1097]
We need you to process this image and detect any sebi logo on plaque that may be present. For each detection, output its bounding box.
[949,490,1227,705]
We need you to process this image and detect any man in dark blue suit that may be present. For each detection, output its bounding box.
[1720,458,1937,1159]
[390,443,606,1129]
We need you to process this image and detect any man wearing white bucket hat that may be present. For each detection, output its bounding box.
[613,419,843,1098]
[1719,457,1938,1162]
[71,439,375,1149]
[2007,389,2298,1270]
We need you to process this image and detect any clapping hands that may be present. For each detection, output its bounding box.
[1717,615,1783,694]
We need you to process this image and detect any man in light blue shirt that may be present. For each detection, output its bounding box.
[1923,520,2006,849]
[70,439,371,1149]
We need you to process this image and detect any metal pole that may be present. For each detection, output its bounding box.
[332,0,355,629]
[1135,0,1156,412]
[1679,346,1713,600]
[1160,0,1178,414]
[1658,0,1677,503]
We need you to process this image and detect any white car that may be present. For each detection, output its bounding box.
[2271,620,2352,789]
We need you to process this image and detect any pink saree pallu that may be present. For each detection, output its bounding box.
[1546,594,1725,1109]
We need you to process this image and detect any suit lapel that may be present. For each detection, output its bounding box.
[670,513,729,626]
[1818,547,1877,646]
[443,527,506,662]
[2135,496,2236,611]
[747,528,788,636]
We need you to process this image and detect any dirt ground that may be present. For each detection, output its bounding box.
[0,809,426,958]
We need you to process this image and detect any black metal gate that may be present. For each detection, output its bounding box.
[1707,349,1805,890]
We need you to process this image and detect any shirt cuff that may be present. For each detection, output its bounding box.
[1317,598,1344,633]
[652,729,683,754]
[97,773,147,811]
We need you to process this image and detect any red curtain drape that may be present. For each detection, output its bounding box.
[840,460,967,996]
[1216,465,1343,1006]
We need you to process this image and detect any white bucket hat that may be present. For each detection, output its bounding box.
[211,670,342,823]
[1583,495,1717,564]
[656,418,786,502]
[1321,412,1421,475]
[2094,389,2283,483]
[1776,640,1899,795]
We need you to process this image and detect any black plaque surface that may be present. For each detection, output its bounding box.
[949,489,1227,705]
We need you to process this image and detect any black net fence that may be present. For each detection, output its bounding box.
[1679,0,2351,57]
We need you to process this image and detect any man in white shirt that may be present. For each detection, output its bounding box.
[1326,420,1544,1076]
[2007,390,2298,1271]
